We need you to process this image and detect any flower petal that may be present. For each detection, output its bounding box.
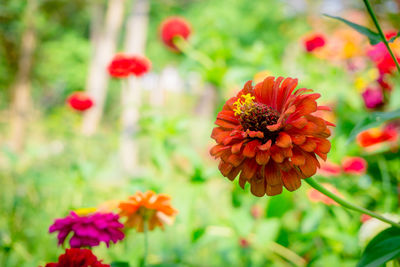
[250,174,266,197]
[256,151,270,165]
[276,132,292,148]
[243,140,260,158]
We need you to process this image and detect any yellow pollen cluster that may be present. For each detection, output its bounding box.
[368,127,382,138]
[74,207,97,216]
[233,93,255,116]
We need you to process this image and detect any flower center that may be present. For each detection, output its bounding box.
[234,94,280,141]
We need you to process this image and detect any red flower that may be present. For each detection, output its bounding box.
[67,92,94,112]
[108,54,151,78]
[357,125,398,148]
[342,157,367,175]
[130,56,151,76]
[160,16,192,52]
[367,32,400,75]
[239,237,250,248]
[108,54,134,78]
[377,74,393,91]
[303,34,326,52]
[45,248,109,267]
[210,76,334,197]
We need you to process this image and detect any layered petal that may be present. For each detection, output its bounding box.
[210,76,334,197]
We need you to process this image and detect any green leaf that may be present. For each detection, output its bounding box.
[324,14,381,45]
[348,109,400,141]
[192,227,206,243]
[357,227,400,267]
[111,262,130,267]
[388,31,400,43]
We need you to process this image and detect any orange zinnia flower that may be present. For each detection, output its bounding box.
[357,125,398,148]
[119,191,178,232]
[210,76,334,197]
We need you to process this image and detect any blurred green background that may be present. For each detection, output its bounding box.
[1,0,400,266]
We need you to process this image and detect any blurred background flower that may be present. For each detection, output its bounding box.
[159,16,192,52]
[44,248,110,267]
[119,191,178,232]
[67,92,94,112]
[49,212,124,248]
[1,0,400,266]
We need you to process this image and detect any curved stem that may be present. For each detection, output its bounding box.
[141,222,149,267]
[305,177,400,228]
[363,0,400,73]
[173,36,214,69]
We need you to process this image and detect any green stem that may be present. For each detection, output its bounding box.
[377,156,393,211]
[173,36,214,69]
[363,0,400,73]
[141,221,149,267]
[305,177,400,228]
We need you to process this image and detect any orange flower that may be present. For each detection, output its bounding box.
[119,191,178,232]
[357,126,398,148]
[210,76,334,197]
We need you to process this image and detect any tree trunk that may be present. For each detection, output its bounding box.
[194,83,218,119]
[89,0,104,45]
[120,0,150,175]
[9,0,38,153]
[81,0,125,135]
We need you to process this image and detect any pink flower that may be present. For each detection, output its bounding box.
[317,161,341,177]
[303,34,326,52]
[342,157,367,175]
[250,205,263,219]
[49,212,125,248]
[361,87,384,109]
[307,184,341,206]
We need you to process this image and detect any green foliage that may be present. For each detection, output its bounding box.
[1,0,400,266]
[111,262,130,267]
[357,227,400,267]
[389,31,400,43]
[324,14,382,45]
[348,109,400,141]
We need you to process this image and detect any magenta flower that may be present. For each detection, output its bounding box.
[362,87,383,109]
[49,211,125,248]
[342,157,367,175]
